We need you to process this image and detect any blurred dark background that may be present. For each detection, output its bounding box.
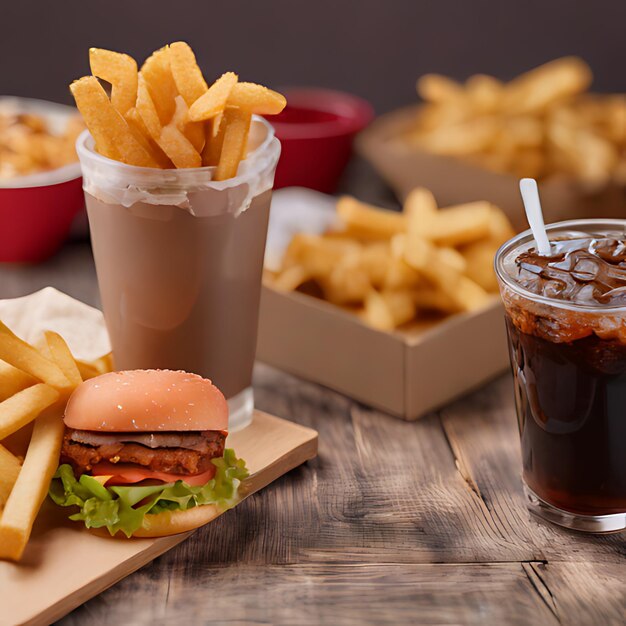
[2,0,624,113]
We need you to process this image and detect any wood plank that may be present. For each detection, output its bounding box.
[58,562,559,626]
[533,561,625,626]
[0,411,318,626]
[250,365,539,564]
[439,377,626,564]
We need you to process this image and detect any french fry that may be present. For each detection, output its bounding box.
[326,224,394,242]
[214,107,252,180]
[70,76,159,167]
[401,234,489,312]
[395,232,466,269]
[124,106,172,168]
[0,384,59,440]
[171,94,205,153]
[487,206,515,244]
[0,360,35,402]
[403,187,438,220]
[417,74,465,105]
[169,41,208,106]
[140,46,178,125]
[359,242,391,288]
[159,124,202,168]
[226,82,287,115]
[188,72,238,122]
[502,56,592,115]
[383,257,421,291]
[383,290,417,327]
[438,246,467,272]
[363,289,416,331]
[32,334,51,358]
[502,115,544,149]
[0,444,21,508]
[398,234,457,283]
[408,200,493,247]
[465,74,504,113]
[284,234,360,278]
[271,265,311,292]
[414,285,460,314]
[75,353,114,380]
[461,240,501,292]
[75,359,100,380]
[137,78,201,168]
[202,115,227,166]
[337,196,406,238]
[322,258,371,305]
[0,323,69,389]
[0,405,64,562]
[94,353,114,375]
[547,111,618,186]
[136,74,163,138]
[89,47,138,116]
[453,276,493,312]
[412,116,499,156]
[43,331,82,388]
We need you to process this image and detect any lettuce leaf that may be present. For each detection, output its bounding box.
[49,449,249,538]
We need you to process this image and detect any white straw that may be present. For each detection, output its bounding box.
[519,178,551,256]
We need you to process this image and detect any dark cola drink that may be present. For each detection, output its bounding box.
[496,221,626,532]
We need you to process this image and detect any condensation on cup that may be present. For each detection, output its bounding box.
[76,116,281,431]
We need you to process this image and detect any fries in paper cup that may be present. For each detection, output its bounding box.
[70,43,286,180]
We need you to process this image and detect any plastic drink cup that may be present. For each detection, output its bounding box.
[77,116,280,431]
[495,219,626,533]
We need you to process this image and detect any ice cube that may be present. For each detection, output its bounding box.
[571,257,600,281]
[573,284,597,304]
[543,280,565,299]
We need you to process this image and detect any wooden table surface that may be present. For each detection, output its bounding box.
[1,163,624,625]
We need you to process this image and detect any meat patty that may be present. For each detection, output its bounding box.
[61,429,226,476]
[67,429,220,452]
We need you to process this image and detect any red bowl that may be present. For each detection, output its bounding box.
[270,88,374,193]
[0,98,84,263]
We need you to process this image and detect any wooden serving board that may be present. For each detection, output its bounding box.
[0,410,318,626]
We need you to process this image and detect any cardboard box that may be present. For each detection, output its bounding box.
[356,106,626,232]
[257,188,510,420]
[258,287,508,420]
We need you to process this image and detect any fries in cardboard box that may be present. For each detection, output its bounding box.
[266,187,513,330]
[408,57,626,187]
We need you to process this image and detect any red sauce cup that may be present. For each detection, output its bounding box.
[0,98,84,264]
[270,88,374,193]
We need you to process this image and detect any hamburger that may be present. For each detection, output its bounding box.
[49,369,248,538]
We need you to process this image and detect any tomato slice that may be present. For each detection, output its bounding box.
[91,462,216,486]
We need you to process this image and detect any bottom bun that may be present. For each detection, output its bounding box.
[89,503,223,539]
